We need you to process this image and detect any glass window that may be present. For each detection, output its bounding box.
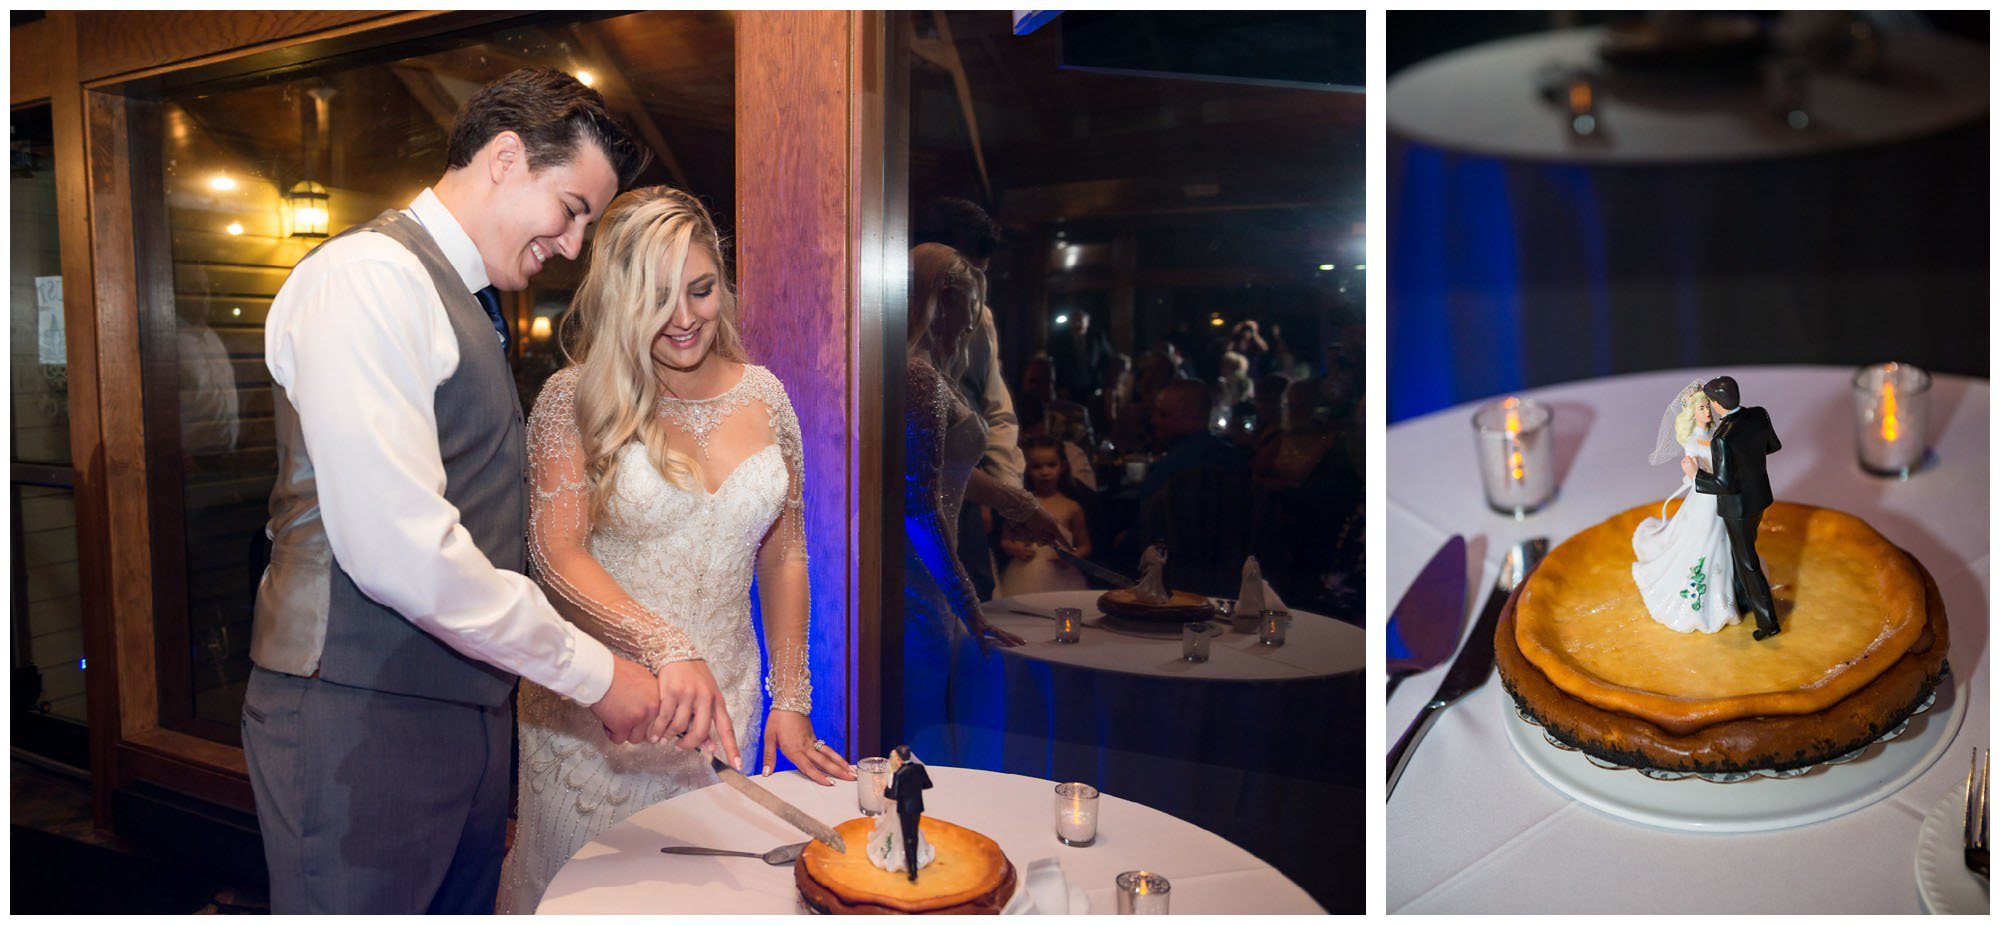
[11,103,91,769]
[141,12,737,741]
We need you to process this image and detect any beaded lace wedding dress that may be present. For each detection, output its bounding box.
[497,364,813,913]
[902,354,1044,759]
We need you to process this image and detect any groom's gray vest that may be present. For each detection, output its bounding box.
[249,211,522,707]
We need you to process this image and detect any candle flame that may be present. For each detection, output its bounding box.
[1504,407,1524,481]
[1569,80,1592,114]
[1880,380,1899,442]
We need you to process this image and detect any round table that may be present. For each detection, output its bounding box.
[1386,365,1989,913]
[1388,24,1988,163]
[1384,24,1988,423]
[536,765,1324,914]
[986,590,1365,680]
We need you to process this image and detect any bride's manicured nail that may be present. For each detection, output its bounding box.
[762,765,774,777]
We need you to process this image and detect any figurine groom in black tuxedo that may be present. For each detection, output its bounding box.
[883,745,932,881]
[1687,376,1784,639]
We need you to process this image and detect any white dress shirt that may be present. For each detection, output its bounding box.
[263,188,614,706]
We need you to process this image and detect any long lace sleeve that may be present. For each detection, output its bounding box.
[905,358,984,630]
[526,369,702,670]
[751,369,812,714]
[965,467,1042,524]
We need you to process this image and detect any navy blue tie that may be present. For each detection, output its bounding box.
[473,286,509,353]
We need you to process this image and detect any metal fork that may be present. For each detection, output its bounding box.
[1965,748,1989,879]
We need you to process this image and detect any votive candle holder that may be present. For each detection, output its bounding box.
[1054,607,1083,644]
[1258,609,1291,647]
[1054,782,1099,847]
[1115,870,1170,914]
[1851,362,1930,478]
[1181,622,1214,662]
[1472,396,1555,517]
[855,757,891,816]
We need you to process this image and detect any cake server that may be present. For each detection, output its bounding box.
[1052,546,1136,588]
[710,755,848,853]
[1385,534,1468,699]
[1386,536,1548,800]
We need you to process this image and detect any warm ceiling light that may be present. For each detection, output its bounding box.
[209,174,236,192]
[531,315,554,341]
[1354,264,1366,271]
[225,222,244,236]
[1054,313,1070,326]
[576,70,595,87]
[1318,264,1335,271]
[1210,317,1225,327]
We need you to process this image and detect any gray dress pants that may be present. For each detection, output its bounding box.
[241,665,512,913]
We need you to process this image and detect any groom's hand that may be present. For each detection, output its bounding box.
[590,655,662,745]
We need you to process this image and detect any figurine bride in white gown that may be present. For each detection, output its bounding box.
[1630,381,1738,633]
[497,187,854,913]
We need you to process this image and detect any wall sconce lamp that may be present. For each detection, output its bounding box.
[285,180,330,238]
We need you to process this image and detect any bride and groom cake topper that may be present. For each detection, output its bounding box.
[1631,375,1784,640]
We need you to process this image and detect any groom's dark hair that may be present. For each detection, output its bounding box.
[445,67,650,187]
[1702,376,1740,410]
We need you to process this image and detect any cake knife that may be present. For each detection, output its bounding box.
[710,755,848,853]
[1386,537,1547,800]
[1051,546,1136,588]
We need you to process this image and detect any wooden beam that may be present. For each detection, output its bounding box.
[910,11,991,203]
[736,10,882,762]
[12,17,52,106]
[49,11,124,829]
[75,11,437,86]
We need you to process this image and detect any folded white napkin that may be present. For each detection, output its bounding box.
[1001,857,1084,914]
[1236,557,1288,614]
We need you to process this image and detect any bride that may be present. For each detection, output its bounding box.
[498,187,854,913]
[1630,380,1738,633]
[901,243,1066,758]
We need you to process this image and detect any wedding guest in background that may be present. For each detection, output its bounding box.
[1228,318,1271,377]
[1139,379,1245,506]
[1217,349,1256,409]
[996,434,1093,596]
[1048,309,1111,404]
[1253,378,1339,492]
[1016,353,1095,450]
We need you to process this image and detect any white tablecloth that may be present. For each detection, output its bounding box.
[987,590,1365,681]
[537,765,1324,914]
[1387,365,1989,913]
[1388,25,1988,163]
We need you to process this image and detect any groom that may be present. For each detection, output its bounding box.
[1687,376,1784,640]
[242,69,666,913]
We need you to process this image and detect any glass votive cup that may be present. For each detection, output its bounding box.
[855,757,891,816]
[1851,362,1930,478]
[1471,396,1556,518]
[1053,782,1099,847]
[1054,607,1083,644]
[1258,609,1291,647]
[1181,622,1214,662]
[1115,870,1171,914]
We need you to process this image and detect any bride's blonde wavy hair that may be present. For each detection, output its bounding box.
[1673,387,1709,447]
[560,186,748,516]
[907,242,981,379]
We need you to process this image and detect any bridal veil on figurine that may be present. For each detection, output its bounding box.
[1630,380,1739,634]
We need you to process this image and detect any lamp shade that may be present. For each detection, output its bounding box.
[284,180,330,238]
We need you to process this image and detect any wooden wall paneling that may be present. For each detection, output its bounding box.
[12,17,52,106]
[735,10,869,757]
[49,11,124,826]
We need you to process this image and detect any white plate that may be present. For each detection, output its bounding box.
[1503,674,1966,833]
[1916,772,1991,914]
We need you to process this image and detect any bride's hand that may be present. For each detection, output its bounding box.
[650,659,742,771]
[764,710,857,785]
[1679,456,1697,479]
[967,609,1026,652]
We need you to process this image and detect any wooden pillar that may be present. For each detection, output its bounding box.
[735,11,897,758]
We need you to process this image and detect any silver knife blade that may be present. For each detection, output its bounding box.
[1386,534,1468,676]
[1052,546,1136,587]
[710,755,848,853]
[1387,537,1548,799]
